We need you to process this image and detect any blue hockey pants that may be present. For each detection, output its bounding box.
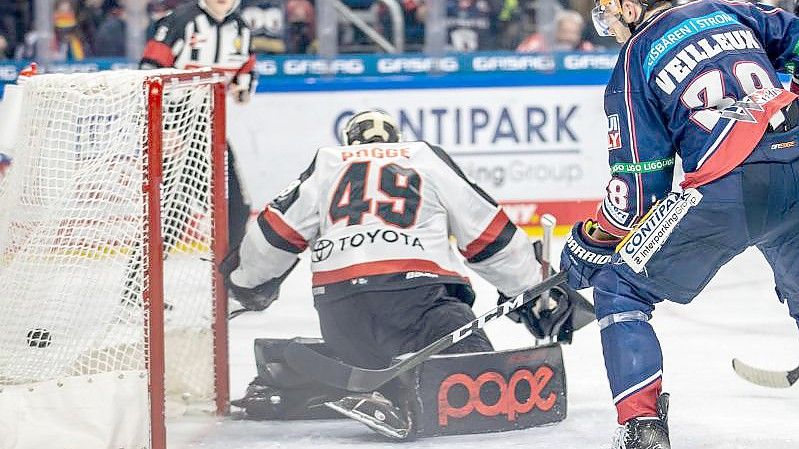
[593,151,799,424]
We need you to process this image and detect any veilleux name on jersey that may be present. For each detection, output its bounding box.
[654,29,760,95]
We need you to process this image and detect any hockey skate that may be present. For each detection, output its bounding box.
[611,393,670,449]
[230,379,287,420]
[325,391,413,440]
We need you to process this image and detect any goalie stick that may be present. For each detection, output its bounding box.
[283,271,568,393]
[731,358,799,388]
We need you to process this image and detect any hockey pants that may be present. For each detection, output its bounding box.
[592,155,799,424]
[314,284,494,371]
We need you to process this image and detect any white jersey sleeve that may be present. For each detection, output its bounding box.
[424,145,542,297]
[231,141,541,300]
[230,155,320,289]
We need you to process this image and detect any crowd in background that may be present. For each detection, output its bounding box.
[0,0,636,61]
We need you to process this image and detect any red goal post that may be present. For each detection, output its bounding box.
[0,68,230,449]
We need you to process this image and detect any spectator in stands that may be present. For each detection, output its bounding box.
[0,0,21,56]
[0,33,9,60]
[53,0,90,60]
[286,0,315,54]
[379,0,426,52]
[94,0,126,56]
[146,0,173,39]
[495,0,523,50]
[515,9,594,52]
[446,0,497,52]
[242,0,287,54]
[79,0,105,51]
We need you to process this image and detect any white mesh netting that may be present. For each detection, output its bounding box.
[0,70,222,409]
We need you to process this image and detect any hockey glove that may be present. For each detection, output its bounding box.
[791,74,799,95]
[501,289,598,343]
[560,220,616,290]
[219,248,298,311]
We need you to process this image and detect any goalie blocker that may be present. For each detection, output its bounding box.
[233,338,566,438]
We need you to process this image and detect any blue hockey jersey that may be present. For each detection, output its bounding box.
[597,0,799,237]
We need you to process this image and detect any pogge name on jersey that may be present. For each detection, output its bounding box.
[653,29,760,95]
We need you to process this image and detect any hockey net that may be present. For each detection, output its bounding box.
[0,69,229,449]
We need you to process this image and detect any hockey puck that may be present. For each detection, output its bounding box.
[27,328,51,348]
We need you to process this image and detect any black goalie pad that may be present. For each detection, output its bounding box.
[231,338,348,420]
[405,343,567,438]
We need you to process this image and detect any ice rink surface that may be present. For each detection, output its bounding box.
[177,240,798,448]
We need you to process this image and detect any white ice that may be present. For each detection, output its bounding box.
[174,241,798,449]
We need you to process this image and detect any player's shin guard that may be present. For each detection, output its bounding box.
[594,273,664,425]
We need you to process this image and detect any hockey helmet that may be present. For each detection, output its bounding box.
[591,0,623,36]
[340,110,402,145]
[591,0,677,36]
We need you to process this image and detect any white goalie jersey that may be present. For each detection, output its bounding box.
[231,141,541,301]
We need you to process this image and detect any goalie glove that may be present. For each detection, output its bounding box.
[219,248,299,311]
[559,220,616,290]
[500,239,588,342]
[498,286,573,340]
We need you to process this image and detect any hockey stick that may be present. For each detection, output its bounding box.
[229,307,249,320]
[535,214,556,315]
[731,358,799,388]
[284,271,568,392]
[226,259,300,320]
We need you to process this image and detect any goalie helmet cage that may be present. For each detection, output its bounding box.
[0,69,229,449]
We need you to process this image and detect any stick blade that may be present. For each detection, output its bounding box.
[731,358,795,388]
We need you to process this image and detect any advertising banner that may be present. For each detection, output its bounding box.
[413,343,566,437]
[228,83,610,227]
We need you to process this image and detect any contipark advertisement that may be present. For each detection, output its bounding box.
[227,83,610,227]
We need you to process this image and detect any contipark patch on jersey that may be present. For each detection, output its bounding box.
[618,189,703,273]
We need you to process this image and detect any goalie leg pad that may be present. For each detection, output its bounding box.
[232,338,348,420]
[407,344,566,437]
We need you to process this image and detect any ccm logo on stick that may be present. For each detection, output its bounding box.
[437,366,557,426]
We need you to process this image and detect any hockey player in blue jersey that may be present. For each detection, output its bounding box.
[560,0,799,447]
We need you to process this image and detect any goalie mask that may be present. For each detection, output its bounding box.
[340,110,401,145]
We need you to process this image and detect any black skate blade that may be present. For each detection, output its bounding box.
[324,401,408,440]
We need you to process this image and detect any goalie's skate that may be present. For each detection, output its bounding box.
[325,391,412,440]
[611,393,670,449]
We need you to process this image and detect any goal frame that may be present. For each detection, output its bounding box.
[145,71,230,449]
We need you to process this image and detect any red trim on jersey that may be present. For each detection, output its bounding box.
[262,207,308,251]
[595,204,630,239]
[682,89,797,189]
[239,55,256,74]
[460,210,512,260]
[312,259,463,285]
[616,377,662,425]
[142,40,175,68]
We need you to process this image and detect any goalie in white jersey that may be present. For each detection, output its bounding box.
[221,110,546,436]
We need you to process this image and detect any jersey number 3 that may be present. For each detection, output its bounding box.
[682,61,775,131]
[329,162,421,228]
